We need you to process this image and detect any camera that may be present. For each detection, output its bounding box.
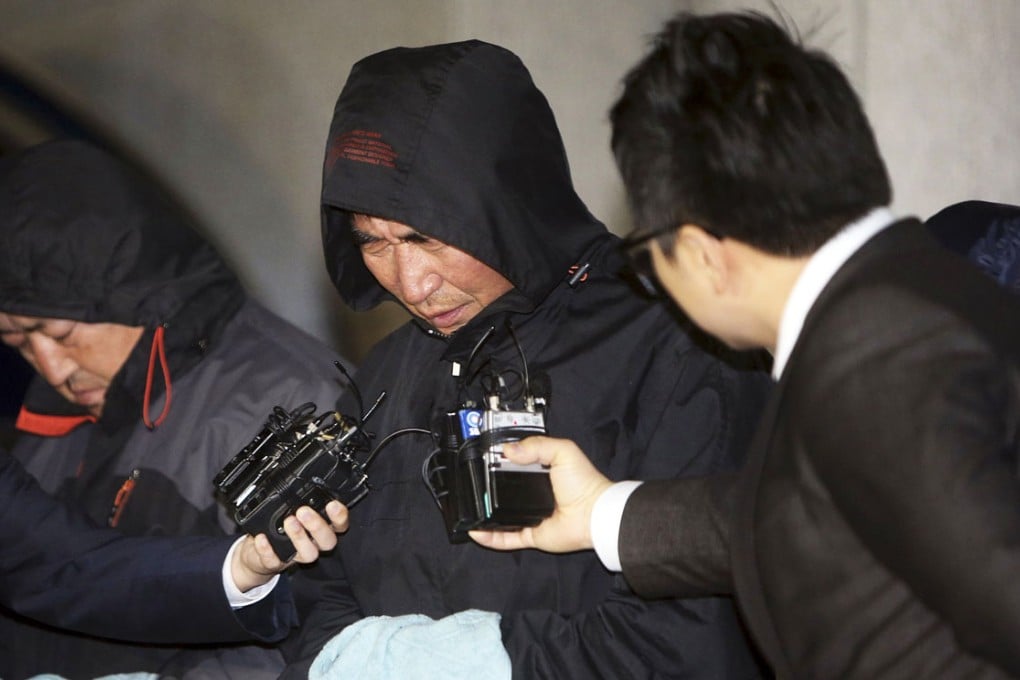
[424,322,554,543]
[213,400,375,561]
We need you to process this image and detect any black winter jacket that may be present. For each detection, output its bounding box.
[0,140,345,680]
[284,41,773,678]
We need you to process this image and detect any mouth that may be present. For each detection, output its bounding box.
[69,386,105,407]
[426,304,467,333]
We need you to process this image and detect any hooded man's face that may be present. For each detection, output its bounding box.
[0,312,144,417]
[351,214,513,336]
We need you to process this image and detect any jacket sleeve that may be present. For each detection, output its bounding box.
[801,288,1020,676]
[278,544,367,678]
[500,350,771,679]
[0,449,298,644]
[619,473,741,598]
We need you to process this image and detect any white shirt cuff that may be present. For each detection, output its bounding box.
[590,480,643,572]
[222,536,280,609]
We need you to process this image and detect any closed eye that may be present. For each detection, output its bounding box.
[402,232,445,252]
[352,227,445,254]
[0,329,26,348]
[49,327,75,344]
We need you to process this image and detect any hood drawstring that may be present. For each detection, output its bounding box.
[143,324,173,429]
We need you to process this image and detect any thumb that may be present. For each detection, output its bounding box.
[502,435,578,466]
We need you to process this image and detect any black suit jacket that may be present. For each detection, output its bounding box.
[0,449,297,644]
[619,220,1020,678]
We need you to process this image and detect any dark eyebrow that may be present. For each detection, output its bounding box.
[401,231,432,244]
[350,227,380,246]
[351,227,435,245]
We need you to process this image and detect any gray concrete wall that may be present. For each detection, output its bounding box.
[1,1,1017,360]
[689,0,1020,215]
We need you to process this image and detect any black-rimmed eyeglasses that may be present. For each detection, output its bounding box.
[619,224,680,297]
[620,224,724,297]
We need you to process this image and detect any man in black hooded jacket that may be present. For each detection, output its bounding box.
[282,40,773,678]
[0,139,350,680]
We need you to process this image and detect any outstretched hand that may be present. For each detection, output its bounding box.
[232,500,349,592]
[469,436,612,554]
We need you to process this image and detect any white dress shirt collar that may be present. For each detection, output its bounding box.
[771,207,897,380]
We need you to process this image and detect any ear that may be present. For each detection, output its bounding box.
[676,225,728,293]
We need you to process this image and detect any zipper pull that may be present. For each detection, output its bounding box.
[109,469,141,528]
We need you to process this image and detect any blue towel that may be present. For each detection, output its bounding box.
[310,609,511,680]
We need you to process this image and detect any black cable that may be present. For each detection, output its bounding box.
[506,319,531,400]
[421,447,447,509]
[457,325,497,405]
[363,426,432,469]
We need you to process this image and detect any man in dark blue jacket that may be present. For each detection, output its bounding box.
[0,139,350,679]
[925,200,1020,293]
[1,446,346,645]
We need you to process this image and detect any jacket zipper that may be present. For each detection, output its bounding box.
[108,468,141,528]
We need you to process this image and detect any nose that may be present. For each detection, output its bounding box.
[26,334,75,387]
[393,244,442,305]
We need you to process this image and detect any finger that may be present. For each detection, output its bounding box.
[296,506,338,551]
[282,515,319,563]
[253,533,286,571]
[324,500,350,532]
[469,528,534,551]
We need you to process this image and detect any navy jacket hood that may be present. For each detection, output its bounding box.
[0,139,242,329]
[0,139,245,428]
[321,40,606,312]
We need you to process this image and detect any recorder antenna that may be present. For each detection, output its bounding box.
[362,390,386,424]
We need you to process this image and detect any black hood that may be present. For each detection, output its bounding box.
[0,138,242,329]
[321,40,606,312]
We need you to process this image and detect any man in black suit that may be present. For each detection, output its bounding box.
[1,447,346,644]
[473,10,1020,678]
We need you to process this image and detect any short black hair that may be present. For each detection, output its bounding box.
[610,11,892,256]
